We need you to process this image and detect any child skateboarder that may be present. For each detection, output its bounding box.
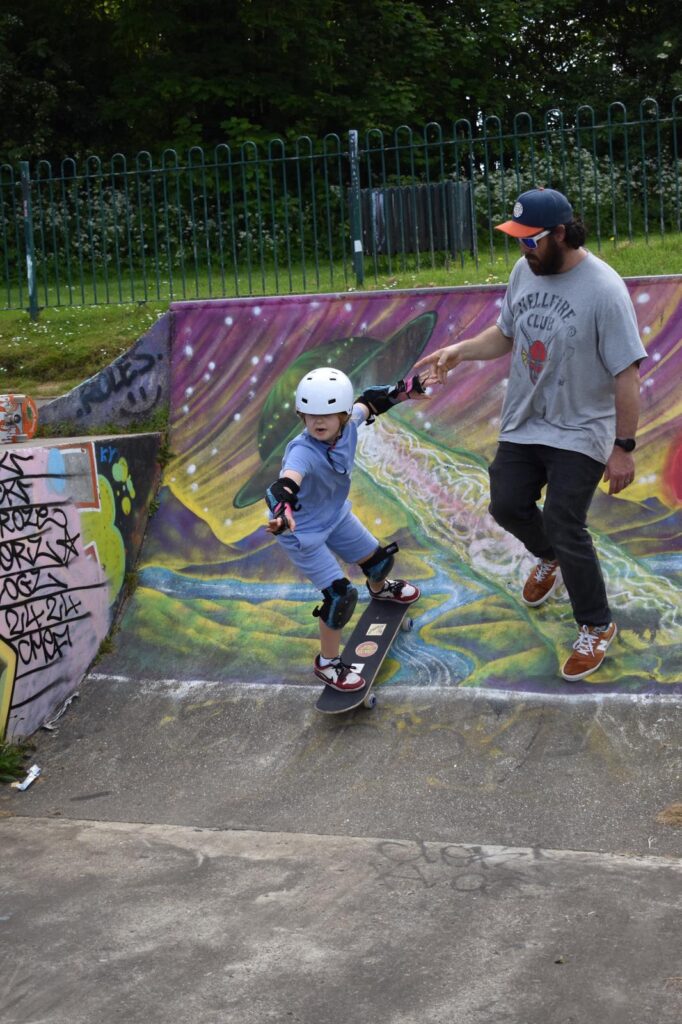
[265,366,427,693]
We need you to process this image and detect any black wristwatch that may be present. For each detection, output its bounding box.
[614,437,636,452]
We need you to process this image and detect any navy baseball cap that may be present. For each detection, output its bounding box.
[496,187,574,237]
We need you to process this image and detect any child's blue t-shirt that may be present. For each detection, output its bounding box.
[279,407,365,534]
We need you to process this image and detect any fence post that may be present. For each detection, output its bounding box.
[19,162,39,320]
[348,130,364,287]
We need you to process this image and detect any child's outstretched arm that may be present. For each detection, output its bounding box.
[265,471,303,534]
[355,373,430,424]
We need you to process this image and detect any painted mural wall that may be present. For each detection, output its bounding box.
[97,280,681,698]
[0,435,161,739]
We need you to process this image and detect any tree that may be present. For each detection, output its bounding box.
[0,2,118,163]
[1,0,680,164]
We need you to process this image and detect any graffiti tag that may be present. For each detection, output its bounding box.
[77,350,162,418]
[0,450,106,707]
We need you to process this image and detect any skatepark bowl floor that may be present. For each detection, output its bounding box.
[2,282,682,1022]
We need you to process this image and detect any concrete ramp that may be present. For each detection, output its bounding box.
[91,280,681,699]
[4,281,680,1024]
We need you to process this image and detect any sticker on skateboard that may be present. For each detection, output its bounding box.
[315,598,415,715]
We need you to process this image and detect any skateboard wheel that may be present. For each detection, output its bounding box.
[363,693,378,710]
[401,617,413,632]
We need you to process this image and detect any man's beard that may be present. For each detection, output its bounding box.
[524,236,566,276]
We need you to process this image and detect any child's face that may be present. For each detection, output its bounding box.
[303,412,343,443]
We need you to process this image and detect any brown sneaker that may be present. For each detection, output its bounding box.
[522,559,560,606]
[561,623,618,681]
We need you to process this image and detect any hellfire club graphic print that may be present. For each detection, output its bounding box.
[521,334,549,385]
[513,288,579,387]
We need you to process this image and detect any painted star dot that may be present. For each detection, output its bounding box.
[251,356,260,365]
[187,464,197,475]
[636,293,650,304]
[184,344,193,358]
[225,316,233,326]
[208,361,216,371]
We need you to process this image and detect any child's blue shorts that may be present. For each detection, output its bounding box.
[277,508,378,591]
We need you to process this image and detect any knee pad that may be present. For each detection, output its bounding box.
[312,578,358,629]
[361,542,399,583]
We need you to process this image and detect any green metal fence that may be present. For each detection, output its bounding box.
[2,95,681,316]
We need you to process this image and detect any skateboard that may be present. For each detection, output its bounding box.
[315,598,415,714]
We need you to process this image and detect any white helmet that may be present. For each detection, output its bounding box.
[295,367,354,416]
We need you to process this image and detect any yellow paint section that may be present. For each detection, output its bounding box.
[80,475,126,605]
[112,456,136,516]
[0,638,18,740]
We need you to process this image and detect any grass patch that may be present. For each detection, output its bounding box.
[35,403,170,440]
[92,633,116,665]
[0,302,167,395]
[0,739,35,783]
[1,235,680,398]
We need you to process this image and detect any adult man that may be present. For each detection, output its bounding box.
[414,187,647,682]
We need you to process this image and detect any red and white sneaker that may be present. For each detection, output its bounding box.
[367,578,420,604]
[314,655,365,692]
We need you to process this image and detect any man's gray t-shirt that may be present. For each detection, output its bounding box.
[496,251,647,464]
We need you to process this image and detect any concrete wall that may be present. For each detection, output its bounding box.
[0,435,161,739]
[95,281,682,698]
[4,280,681,734]
[38,314,171,432]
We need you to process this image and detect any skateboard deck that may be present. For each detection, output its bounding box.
[315,598,414,714]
